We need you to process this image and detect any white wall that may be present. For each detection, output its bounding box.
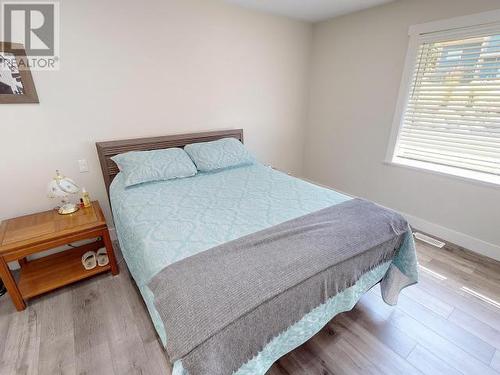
[0,0,312,224]
[2,0,499,261]
[304,0,500,259]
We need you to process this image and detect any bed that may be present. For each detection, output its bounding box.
[96,129,418,375]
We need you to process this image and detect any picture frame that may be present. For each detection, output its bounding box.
[0,42,39,104]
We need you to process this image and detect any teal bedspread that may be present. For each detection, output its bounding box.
[110,163,418,375]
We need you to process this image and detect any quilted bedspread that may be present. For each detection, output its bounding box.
[110,163,418,375]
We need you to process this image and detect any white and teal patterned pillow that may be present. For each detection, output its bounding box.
[184,138,255,172]
[111,148,197,187]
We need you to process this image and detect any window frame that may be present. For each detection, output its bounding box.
[386,9,500,188]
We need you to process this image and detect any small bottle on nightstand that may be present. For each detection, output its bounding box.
[81,188,91,208]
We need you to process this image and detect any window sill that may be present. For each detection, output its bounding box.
[384,157,500,189]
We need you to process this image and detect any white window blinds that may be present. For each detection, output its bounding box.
[394,32,500,178]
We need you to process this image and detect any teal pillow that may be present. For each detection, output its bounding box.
[184,138,255,172]
[111,148,197,187]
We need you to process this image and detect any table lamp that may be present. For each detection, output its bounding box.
[47,170,80,215]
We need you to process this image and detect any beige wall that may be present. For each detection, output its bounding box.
[0,0,312,224]
[304,0,500,259]
[2,0,498,260]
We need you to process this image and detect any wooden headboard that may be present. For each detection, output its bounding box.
[96,129,244,197]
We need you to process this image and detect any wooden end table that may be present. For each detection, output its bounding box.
[0,201,119,311]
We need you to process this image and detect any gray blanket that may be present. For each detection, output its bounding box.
[149,198,409,375]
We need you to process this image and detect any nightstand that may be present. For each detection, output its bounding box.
[0,201,119,311]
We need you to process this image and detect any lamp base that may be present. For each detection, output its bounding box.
[58,203,79,215]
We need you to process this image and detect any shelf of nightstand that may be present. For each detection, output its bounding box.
[18,241,109,299]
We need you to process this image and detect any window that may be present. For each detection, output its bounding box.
[387,11,500,186]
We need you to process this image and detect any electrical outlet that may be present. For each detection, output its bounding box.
[78,159,89,173]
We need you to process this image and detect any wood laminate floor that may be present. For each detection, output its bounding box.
[1,240,499,375]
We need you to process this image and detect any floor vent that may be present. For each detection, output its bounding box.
[414,232,446,248]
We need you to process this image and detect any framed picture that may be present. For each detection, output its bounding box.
[0,43,39,104]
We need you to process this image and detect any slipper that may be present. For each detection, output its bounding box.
[96,247,109,267]
[82,251,97,270]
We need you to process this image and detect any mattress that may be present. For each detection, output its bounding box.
[110,163,417,374]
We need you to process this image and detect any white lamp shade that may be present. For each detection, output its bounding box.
[47,172,80,198]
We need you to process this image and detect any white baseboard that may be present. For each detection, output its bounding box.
[403,213,500,262]
[299,175,500,262]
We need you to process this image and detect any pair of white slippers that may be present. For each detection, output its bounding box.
[82,247,109,270]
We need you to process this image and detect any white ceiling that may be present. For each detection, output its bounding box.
[225,0,396,22]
